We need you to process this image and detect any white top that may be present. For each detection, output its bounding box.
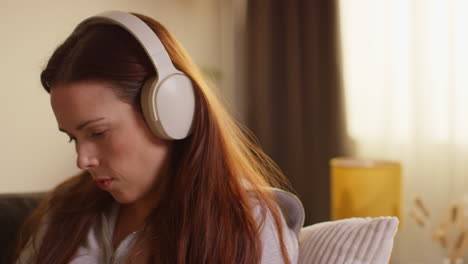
[17,188,304,264]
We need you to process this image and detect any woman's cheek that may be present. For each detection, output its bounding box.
[107,132,134,159]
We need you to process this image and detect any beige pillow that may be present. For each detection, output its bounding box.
[298,217,399,264]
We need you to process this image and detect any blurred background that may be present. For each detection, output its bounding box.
[2,0,468,263]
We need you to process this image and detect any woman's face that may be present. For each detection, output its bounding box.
[50,80,171,205]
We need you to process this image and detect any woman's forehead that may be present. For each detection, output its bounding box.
[51,81,116,105]
[50,81,131,129]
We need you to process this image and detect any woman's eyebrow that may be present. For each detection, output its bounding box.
[59,117,105,133]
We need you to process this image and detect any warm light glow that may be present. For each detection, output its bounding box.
[454,0,468,144]
[339,0,468,145]
[338,1,468,262]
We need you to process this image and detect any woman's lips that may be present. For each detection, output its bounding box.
[96,178,114,190]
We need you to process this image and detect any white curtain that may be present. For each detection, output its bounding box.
[339,0,468,263]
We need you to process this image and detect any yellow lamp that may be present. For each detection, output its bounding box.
[331,157,402,221]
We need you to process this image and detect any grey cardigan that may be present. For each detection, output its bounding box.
[17,188,304,264]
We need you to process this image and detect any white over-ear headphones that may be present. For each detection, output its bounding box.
[76,11,195,140]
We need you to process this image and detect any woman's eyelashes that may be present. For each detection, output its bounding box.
[66,130,107,143]
[68,135,76,143]
[91,130,107,138]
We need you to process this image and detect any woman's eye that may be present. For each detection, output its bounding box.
[91,131,106,138]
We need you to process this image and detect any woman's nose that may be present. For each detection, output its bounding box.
[76,143,99,170]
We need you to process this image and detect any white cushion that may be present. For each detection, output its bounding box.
[298,217,399,264]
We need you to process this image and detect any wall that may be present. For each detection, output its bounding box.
[0,0,237,192]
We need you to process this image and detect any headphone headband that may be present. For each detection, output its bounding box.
[77,11,178,80]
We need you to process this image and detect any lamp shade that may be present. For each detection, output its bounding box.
[331,157,402,221]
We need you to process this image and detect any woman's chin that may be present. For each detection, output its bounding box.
[110,192,135,204]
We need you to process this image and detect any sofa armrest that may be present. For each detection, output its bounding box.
[0,192,45,264]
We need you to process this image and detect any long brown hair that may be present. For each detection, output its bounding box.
[15,13,293,264]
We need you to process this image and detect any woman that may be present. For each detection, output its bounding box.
[14,11,304,264]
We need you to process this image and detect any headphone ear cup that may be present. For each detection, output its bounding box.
[141,74,195,140]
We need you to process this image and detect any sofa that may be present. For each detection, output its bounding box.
[0,193,398,264]
[0,193,44,264]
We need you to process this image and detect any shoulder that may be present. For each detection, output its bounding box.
[251,188,305,264]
